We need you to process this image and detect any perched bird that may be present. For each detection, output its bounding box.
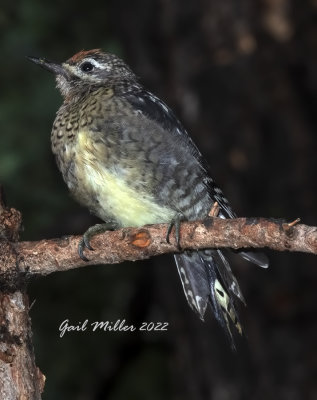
[28,49,268,347]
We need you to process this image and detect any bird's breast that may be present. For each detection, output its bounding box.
[71,130,175,227]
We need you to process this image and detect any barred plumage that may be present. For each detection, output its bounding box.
[28,50,268,348]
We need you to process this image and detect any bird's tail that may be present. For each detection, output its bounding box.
[174,250,246,348]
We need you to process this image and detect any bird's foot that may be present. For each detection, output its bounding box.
[166,213,185,250]
[79,222,118,261]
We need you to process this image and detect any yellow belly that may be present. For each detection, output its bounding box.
[74,131,174,227]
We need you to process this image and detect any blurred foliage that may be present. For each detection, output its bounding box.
[0,0,316,399]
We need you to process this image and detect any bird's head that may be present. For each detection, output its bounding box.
[27,49,137,99]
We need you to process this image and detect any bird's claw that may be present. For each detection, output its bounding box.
[166,214,183,250]
[83,233,94,251]
[78,236,93,261]
[78,222,118,261]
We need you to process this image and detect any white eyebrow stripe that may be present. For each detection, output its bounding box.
[81,58,111,71]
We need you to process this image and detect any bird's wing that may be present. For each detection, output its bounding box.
[124,90,206,167]
[124,89,235,218]
[124,89,269,266]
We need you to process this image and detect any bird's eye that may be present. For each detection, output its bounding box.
[80,62,94,72]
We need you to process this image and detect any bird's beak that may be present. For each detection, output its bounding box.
[27,56,68,77]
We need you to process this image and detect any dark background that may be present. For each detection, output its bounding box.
[0,0,316,399]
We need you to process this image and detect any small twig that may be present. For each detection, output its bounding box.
[208,202,220,217]
[288,218,301,227]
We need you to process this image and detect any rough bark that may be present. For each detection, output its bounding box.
[0,186,45,400]
[0,291,45,400]
[0,217,316,280]
[0,187,316,399]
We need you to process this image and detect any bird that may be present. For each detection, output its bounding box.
[28,49,268,348]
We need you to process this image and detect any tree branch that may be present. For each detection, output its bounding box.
[0,186,45,400]
[0,217,315,281]
[0,189,316,399]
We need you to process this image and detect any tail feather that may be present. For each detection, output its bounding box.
[215,249,246,305]
[239,250,269,268]
[174,252,210,319]
[175,250,243,348]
